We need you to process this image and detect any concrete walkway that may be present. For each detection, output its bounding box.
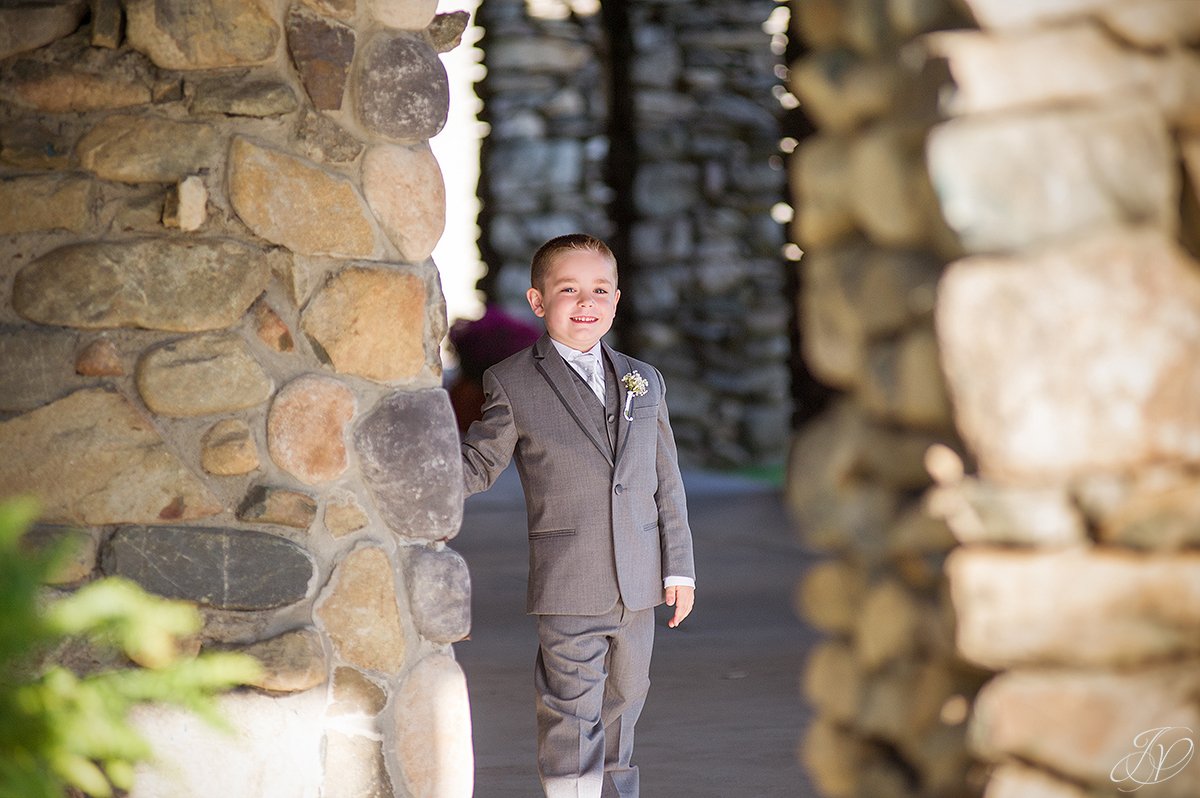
[453,466,821,796]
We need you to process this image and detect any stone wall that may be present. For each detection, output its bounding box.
[476,0,792,469]
[787,0,1200,796]
[0,2,473,796]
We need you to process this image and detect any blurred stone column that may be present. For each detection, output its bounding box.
[0,1,474,796]
[788,0,1200,796]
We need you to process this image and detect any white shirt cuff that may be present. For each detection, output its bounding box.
[664,576,695,589]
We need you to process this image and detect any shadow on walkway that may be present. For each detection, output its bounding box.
[453,465,822,796]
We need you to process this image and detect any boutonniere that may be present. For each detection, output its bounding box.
[621,370,649,421]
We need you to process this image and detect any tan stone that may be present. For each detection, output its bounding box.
[1099,0,1200,48]
[77,115,222,184]
[796,560,866,634]
[984,764,1089,798]
[956,0,1114,31]
[15,238,270,332]
[791,0,844,49]
[75,338,124,377]
[254,302,294,352]
[0,38,162,113]
[1099,471,1200,550]
[393,653,474,798]
[855,579,922,671]
[849,123,930,249]
[860,326,951,430]
[925,479,1087,547]
[971,664,1200,795]
[886,502,955,556]
[803,641,862,725]
[785,400,899,558]
[316,547,407,673]
[888,0,955,37]
[800,717,867,798]
[0,388,220,525]
[324,493,370,538]
[90,0,121,48]
[323,732,393,798]
[362,144,446,262]
[201,419,260,476]
[228,137,382,258]
[948,547,1200,669]
[300,265,430,382]
[857,658,955,746]
[925,26,1158,117]
[267,376,356,485]
[0,119,75,169]
[789,134,854,248]
[1151,49,1200,131]
[137,333,272,417]
[302,0,356,21]
[27,526,98,585]
[163,176,207,231]
[859,425,945,491]
[125,0,280,70]
[329,666,386,717]
[237,485,317,529]
[788,51,899,134]
[927,106,1175,254]
[232,628,326,693]
[0,1,87,60]
[0,175,95,234]
[368,0,437,29]
[936,229,1200,482]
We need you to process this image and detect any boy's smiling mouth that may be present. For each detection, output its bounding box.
[570,315,598,323]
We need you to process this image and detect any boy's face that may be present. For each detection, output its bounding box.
[526,250,620,352]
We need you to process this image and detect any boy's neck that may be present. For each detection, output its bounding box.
[548,334,600,355]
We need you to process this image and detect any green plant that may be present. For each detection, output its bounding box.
[0,498,262,798]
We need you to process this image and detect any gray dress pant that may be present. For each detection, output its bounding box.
[534,601,655,798]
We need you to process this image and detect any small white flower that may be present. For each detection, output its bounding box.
[621,371,649,421]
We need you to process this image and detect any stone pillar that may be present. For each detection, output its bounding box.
[787,0,1200,796]
[0,2,473,796]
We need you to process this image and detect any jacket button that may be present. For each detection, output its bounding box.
[607,414,615,425]
[614,484,624,495]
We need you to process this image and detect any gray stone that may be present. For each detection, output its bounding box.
[927,105,1175,253]
[189,77,298,116]
[124,0,281,70]
[406,546,470,644]
[427,10,470,53]
[14,238,270,332]
[0,388,221,525]
[228,628,326,693]
[328,667,387,717]
[102,526,314,609]
[286,6,355,111]
[136,333,272,417]
[237,485,318,529]
[296,109,364,163]
[0,327,81,412]
[0,174,96,234]
[0,1,87,61]
[76,114,222,183]
[0,119,75,169]
[322,732,393,798]
[26,525,98,585]
[633,161,700,217]
[354,32,449,142]
[90,0,121,48]
[354,389,463,540]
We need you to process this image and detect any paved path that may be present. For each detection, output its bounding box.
[453,466,821,796]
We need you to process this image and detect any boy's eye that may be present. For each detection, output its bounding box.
[562,287,575,293]
[595,288,607,294]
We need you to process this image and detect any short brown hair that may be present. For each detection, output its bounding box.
[530,234,616,292]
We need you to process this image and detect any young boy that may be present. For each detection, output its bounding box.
[460,233,696,798]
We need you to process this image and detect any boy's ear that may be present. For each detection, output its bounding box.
[526,287,545,317]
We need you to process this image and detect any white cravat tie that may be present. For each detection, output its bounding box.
[570,351,605,403]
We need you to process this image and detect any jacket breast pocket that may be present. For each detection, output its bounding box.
[631,402,658,420]
[642,521,659,532]
[529,528,575,540]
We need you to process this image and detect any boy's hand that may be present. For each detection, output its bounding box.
[665,585,694,628]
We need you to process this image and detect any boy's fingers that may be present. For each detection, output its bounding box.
[665,586,677,606]
[667,587,694,628]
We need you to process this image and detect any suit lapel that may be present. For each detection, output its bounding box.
[608,344,634,467]
[533,334,614,466]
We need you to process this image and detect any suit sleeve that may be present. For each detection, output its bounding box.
[652,367,696,582]
[461,368,518,497]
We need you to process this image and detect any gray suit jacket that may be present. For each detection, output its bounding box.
[461,333,696,615]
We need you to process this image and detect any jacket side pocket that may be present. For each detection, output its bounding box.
[529,528,575,540]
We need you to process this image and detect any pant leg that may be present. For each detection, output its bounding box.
[534,606,621,798]
[601,605,654,798]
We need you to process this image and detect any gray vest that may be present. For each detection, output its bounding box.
[568,353,619,454]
